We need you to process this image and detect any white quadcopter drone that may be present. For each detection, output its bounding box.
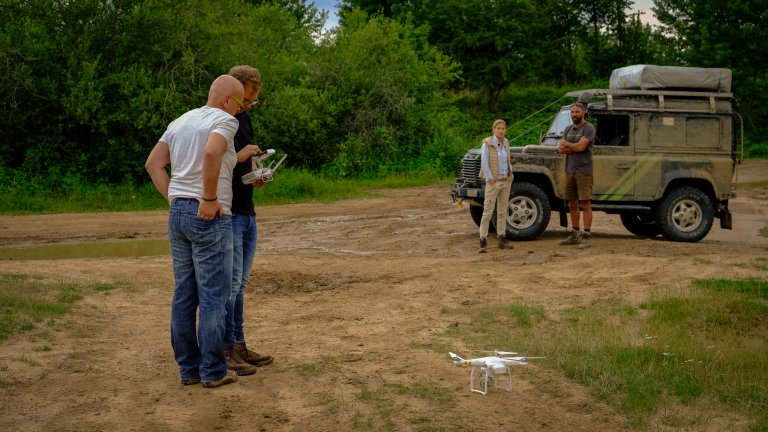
[449,350,544,395]
[241,149,287,185]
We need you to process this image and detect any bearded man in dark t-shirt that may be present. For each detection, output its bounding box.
[558,102,596,249]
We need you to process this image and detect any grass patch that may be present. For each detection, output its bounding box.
[337,380,458,431]
[10,355,41,367]
[0,181,167,215]
[737,180,768,190]
[249,168,449,206]
[90,282,120,292]
[693,278,768,299]
[315,391,348,416]
[439,280,768,429]
[760,227,768,239]
[0,167,451,215]
[0,273,93,340]
[442,304,547,353]
[753,257,768,271]
[355,385,397,431]
[295,362,321,377]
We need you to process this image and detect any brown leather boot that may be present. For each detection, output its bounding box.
[234,341,274,367]
[497,235,511,249]
[223,346,258,376]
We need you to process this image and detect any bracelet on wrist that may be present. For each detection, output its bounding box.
[202,196,217,202]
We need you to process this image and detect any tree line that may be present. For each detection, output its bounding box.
[1,0,765,188]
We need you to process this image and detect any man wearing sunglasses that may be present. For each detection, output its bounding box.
[221,65,274,376]
[145,75,244,388]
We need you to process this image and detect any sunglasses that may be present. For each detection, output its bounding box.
[228,95,245,109]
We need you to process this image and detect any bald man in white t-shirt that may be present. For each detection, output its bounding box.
[145,75,244,388]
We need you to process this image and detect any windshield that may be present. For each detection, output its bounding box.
[545,107,573,137]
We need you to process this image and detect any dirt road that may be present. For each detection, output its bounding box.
[1,161,766,432]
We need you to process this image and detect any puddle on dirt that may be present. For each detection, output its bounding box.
[0,239,169,260]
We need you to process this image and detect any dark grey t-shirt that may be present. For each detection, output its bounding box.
[564,122,595,173]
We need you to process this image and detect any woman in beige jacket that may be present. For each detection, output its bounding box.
[478,119,514,253]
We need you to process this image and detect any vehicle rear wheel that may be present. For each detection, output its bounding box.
[501,182,551,241]
[619,212,660,237]
[655,186,714,242]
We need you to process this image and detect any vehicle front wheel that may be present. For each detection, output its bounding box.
[655,186,714,242]
[619,212,660,237]
[501,182,551,241]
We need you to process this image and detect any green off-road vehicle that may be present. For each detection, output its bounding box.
[451,65,743,242]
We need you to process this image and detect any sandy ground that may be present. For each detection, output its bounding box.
[0,161,766,432]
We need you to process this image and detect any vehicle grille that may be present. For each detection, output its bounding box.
[459,153,481,180]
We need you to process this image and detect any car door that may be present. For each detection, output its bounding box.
[591,113,636,201]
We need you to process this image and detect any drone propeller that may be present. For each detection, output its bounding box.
[448,352,467,366]
[482,350,519,356]
[506,356,546,362]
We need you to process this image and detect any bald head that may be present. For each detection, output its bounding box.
[207,75,244,116]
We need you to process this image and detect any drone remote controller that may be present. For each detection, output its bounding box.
[241,149,287,185]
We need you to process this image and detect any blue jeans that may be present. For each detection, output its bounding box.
[168,199,232,382]
[224,214,257,347]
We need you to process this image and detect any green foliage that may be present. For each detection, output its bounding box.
[745,137,768,159]
[263,10,461,177]
[338,0,403,19]
[253,86,342,170]
[0,0,764,197]
[0,0,314,184]
[243,0,328,35]
[0,166,166,214]
[578,0,634,78]
[413,133,473,178]
[403,0,551,109]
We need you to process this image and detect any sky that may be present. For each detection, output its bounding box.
[632,0,660,26]
[312,0,340,30]
[311,0,658,31]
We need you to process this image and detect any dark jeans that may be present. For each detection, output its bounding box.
[224,214,257,347]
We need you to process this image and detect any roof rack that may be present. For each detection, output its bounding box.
[567,89,735,114]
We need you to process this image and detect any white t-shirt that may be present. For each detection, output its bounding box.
[161,106,239,214]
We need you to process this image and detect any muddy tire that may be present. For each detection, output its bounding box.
[469,204,483,227]
[469,204,497,233]
[502,182,551,241]
[619,212,660,237]
[655,186,714,242]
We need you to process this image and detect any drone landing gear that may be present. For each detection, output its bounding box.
[469,365,512,395]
